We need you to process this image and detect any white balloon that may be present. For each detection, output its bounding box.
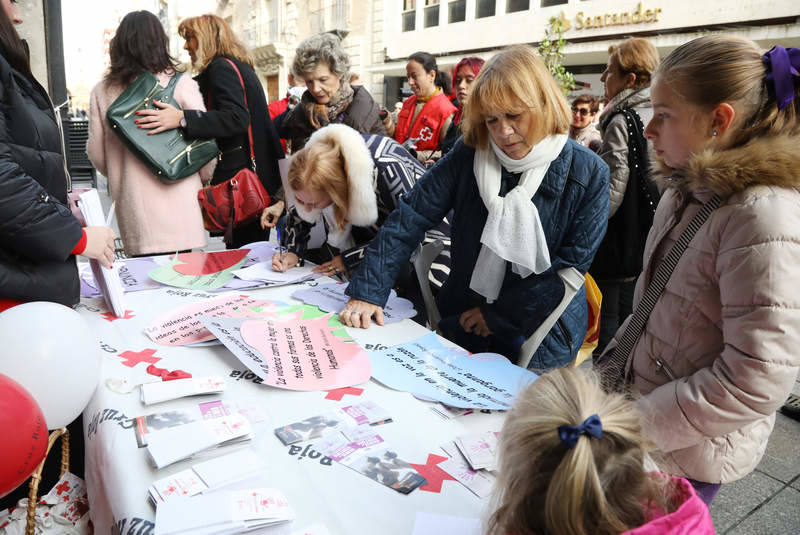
[0,302,100,429]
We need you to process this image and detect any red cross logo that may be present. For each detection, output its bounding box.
[409,454,457,493]
[117,349,161,368]
[101,310,135,322]
[324,387,364,401]
[419,126,434,141]
[55,481,71,495]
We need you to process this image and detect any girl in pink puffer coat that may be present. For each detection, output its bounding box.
[487,368,714,535]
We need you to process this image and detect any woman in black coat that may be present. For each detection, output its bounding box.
[0,1,115,309]
[137,14,284,248]
[0,0,115,512]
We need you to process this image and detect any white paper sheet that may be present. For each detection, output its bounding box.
[78,189,126,317]
[232,261,319,284]
[411,512,481,535]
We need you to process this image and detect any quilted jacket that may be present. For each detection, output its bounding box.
[611,134,800,483]
[346,138,609,369]
[0,53,82,305]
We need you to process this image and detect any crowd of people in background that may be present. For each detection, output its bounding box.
[2,1,800,531]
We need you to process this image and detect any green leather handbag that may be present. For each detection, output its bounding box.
[106,71,218,183]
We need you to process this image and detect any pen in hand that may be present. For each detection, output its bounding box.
[277,219,286,262]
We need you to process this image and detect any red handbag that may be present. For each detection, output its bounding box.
[198,58,270,243]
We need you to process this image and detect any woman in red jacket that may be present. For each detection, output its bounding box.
[394,51,456,163]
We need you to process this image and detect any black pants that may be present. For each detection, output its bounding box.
[596,279,636,355]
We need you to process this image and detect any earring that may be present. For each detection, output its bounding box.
[712,130,718,137]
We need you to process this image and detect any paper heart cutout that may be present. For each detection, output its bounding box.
[172,250,249,276]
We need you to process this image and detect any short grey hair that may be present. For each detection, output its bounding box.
[292,33,351,82]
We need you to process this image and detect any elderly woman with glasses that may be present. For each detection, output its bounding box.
[338,45,610,370]
[277,33,385,153]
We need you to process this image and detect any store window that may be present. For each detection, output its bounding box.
[540,0,567,6]
[507,0,529,12]
[425,0,440,27]
[476,0,495,18]
[448,0,466,22]
[402,0,416,31]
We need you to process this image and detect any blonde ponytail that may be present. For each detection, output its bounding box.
[488,369,672,535]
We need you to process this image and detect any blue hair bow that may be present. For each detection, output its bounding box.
[558,414,603,449]
[763,46,800,111]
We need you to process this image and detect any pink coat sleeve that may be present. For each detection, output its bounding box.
[175,74,216,184]
[87,84,108,177]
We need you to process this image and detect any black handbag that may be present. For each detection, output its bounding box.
[106,71,218,183]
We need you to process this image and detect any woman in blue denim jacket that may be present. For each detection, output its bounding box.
[340,46,609,369]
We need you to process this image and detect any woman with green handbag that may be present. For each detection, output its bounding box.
[87,10,213,256]
[135,13,284,249]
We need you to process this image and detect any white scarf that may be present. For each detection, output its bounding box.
[469,134,568,302]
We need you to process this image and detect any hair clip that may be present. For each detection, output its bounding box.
[558,414,603,449]
[763,46,800,111]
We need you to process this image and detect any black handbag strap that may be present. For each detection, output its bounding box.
[601,193,722,393]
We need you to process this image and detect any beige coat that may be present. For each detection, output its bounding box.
[88,71,214,256]
[612,135,800,483]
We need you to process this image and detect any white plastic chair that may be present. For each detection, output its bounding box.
[412,240,584,368]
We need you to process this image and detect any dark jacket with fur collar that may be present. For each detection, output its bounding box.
[608,135,800,483]
[282,125,426,274]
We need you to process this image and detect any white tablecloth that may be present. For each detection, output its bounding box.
[77,280,504,535]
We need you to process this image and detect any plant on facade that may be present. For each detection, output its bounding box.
[538,14,576,95]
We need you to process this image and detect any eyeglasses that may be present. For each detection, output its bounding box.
[571,107,591,116]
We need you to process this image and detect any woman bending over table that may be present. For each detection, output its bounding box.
[339,45,610,369]
[265,124,428,281]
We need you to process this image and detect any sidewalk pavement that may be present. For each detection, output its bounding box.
[89,174,800,534]
[709,380,800,534]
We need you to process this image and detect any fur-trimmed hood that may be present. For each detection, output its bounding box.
[654,134,800,197]
[293,124,378,227]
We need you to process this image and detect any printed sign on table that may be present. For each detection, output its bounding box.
[292,283,416,324]
[201,314,370,391]
[144,294,282,346]
[148,250,250,290]
[368,332,537,410]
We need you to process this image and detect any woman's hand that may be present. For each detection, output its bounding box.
[272,251,299,272]
[135,100,184,135]
[82,226,117,269]
[313,255,345,277]
[460,307,492,337]
[339,299,385,329]
[260,200,285,229]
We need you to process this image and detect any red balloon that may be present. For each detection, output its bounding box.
[0,374,48,498]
